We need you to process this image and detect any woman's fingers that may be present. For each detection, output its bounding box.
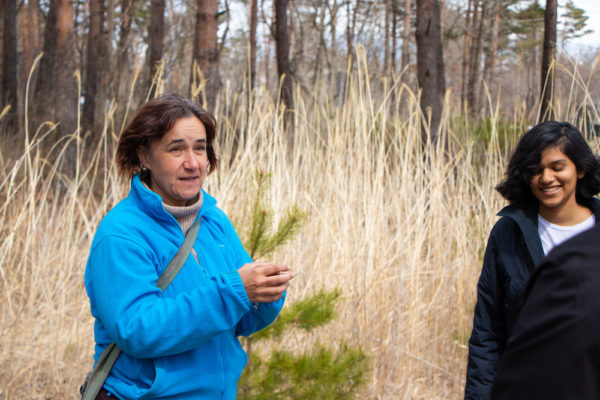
[238,262,294,303]
[254,282,291,302]
[254,263,290,276]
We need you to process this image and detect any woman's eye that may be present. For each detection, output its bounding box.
[169,146,184,153]
[194,145,206,152]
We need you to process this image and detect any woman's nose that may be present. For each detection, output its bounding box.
[183,150,200,169]
[540,169,553,183]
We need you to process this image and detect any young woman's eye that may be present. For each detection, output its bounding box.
[169,146,184,153]
[194,145,206,152]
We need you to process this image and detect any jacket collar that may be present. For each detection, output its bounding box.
[129,174,217,223]
[497,197,600,266]
[498,203,545,267]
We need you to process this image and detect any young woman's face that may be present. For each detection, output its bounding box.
[138,116,209,206]
[529,146,584,216]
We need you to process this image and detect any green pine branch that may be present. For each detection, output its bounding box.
[251,288,341,340]
[242,169,307,260]
[238,343,369,400]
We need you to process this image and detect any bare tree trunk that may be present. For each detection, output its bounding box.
[466,0,482,115]
[391,0,398,75]
[384,0,391,76]
[488,0,500,90]
[527,29,540,113]
[471,0,486,115]
[191,0,219,111]
[55,0,78,174]
[83,0,104,136]
[148,0,165,98]
[249,0,258,91]
[262,0,272,92]
[401,0,411,83]
[98,0,111,117]
[415,0,446,143]
[22,1,41,90]
[35,1,58,122]
[275,0,293,126]
[540,0,556,121]
[327,1,340,62]
[0,5,3,94]
[311,4,326,86]
[460,0,472,111]
[2,0,18,130]
[346,0,361,66]
[114,0,135,106]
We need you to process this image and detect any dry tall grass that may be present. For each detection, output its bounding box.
[0,61,598,399]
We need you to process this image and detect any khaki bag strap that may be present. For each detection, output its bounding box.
[81,217,202,400]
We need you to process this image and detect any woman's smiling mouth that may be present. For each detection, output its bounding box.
[540,186,560,193]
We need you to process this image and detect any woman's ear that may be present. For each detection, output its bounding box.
[137,146,149,169]
[577,169,586,179]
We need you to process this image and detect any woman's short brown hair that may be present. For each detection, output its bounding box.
[116,93,219,178]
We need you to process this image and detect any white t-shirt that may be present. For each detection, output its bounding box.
[538,214,595,255]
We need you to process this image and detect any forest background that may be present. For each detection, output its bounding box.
[1,0,599,398]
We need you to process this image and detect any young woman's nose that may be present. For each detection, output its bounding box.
[540,168,554,184]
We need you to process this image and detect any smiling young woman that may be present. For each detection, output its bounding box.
[464,121,600,400]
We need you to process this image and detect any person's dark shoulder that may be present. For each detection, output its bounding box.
[529,224,600,297]
[545,224,600,266]
[488,215,519,239]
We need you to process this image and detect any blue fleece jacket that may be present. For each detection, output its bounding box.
[84,175,285,399]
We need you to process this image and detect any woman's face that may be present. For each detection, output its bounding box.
[138,116,209,206]
[529,146,584,216]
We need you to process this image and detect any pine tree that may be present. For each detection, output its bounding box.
[236,170,369,399]
[559,0,593,49]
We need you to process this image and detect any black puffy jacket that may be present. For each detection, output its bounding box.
[464,199,600,400]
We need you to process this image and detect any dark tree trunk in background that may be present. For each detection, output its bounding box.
[346,0,361,65]
[2,0,18,131]
[148,0,165,98]
[54,0,78,132]
[83,0,105,136]
[466,0,482,116]
[249,0,258,91]
[114,0,135,105]
[191,0,219,111]
[401,0,411,83]
[384,0,391,76]
[35,2,58,121]
[540,0,557,121]
[415,0,446,144]
[22,1,41,93]
[275,0,294,124]
[460,0,472,111]
[488,0,501,90]
[391,0,398,75]
[54,0,78,174]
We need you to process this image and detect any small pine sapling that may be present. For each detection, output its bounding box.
[236,170,369,399]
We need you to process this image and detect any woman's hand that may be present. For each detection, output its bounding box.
[237,262,293,303]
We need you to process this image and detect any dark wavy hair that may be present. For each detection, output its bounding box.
[496,121,600,208]
[116,93,219,178]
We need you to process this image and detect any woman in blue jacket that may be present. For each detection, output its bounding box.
[464,121,600,399]
[84,94,293,399]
